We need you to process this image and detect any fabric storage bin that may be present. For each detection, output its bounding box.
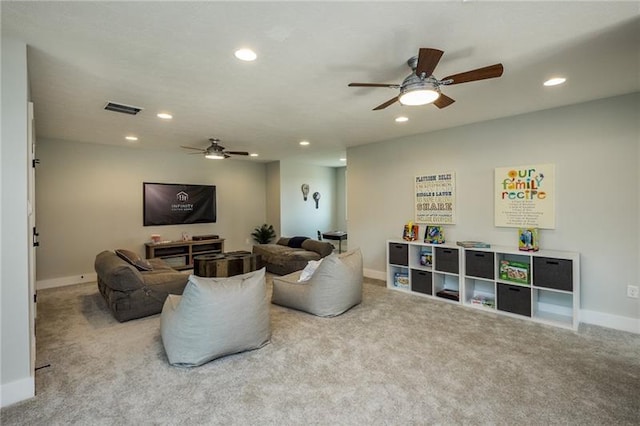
[411,269,432,295]
[465,250,494,279]
[388,243,408,266]
[497,283,531,317]
[435,247,459,273]
[533,257,573,291]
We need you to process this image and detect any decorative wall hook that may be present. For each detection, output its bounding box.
[301,184,310,201]
[312,191,321,209]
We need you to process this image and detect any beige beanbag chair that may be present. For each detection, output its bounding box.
[160,268,270,367]
[271,248,363,317]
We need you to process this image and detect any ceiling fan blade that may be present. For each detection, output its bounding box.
[181,145,205,151]
[433,93,455,109]
[373,96,400,110]
[442,63,504,85]
[225,151,250,156]
[349,83,400,88]
[415,48,444,77]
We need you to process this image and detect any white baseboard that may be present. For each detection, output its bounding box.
[364,268,385,281]
[1,376,34,408]
[580,309,640,334]
[37,272,96,290]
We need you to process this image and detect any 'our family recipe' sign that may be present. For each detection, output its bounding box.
[415,172,456,224]
[495,164,555,228]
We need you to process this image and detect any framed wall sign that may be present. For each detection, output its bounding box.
[494,163,555,228]
[415,172,456,224]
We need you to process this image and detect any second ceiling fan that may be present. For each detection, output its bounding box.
[181,138,249,159]
[348,48,503,110]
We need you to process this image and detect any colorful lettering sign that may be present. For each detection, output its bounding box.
[495,164,555,228]
[415,172,456,224]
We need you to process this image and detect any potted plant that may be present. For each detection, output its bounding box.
[251,224,276,244]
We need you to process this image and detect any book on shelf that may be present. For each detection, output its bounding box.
[402,223,419,241]
[499,260,530,285]
[456,241,491,248]
[518,228,539,251]
[419,247,433,267]
[393,272,410,290]
[436,288,459,301]
[470,294,495,308]
[424,225,445,244]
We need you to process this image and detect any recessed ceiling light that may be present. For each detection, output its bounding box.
[299,140,310,146]
[157,113,173,119]
[234,48,257,62]
[395,116,409,123]
[125,136,138,141]
[340,158,347,162]
[544,77,566,87]
[250,153,259,157]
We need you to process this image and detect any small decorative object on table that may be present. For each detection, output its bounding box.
[181,232,191,241]
[402,221,419,241]
[424,225,444,244]
[150,234,162,243]
[518,228,539,251]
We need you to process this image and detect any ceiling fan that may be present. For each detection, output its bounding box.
[181,138,249,159]
[348,48,503,110]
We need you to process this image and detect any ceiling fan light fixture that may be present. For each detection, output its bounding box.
[399,87,440,106]
[205,152,225,159]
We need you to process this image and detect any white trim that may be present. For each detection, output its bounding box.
[364,268,385,281]
[1,376,34,408]
[36,272,96,290]
[580,309,640,334]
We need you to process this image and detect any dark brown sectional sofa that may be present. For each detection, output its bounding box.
[95,250,188,322]
[252,237,334,275]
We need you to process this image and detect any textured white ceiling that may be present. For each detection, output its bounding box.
[2,1,639,166]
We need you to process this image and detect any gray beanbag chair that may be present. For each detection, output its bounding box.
[271,248,363,317]
[160,268,270,367]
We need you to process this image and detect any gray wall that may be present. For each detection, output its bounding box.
[1,38,34,406]
[279,160,337,238]
[35,139,267,281]
[335,166,347,231]
[348,93,639,330]
[265,161,281,238]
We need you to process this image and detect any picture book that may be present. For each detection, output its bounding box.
[424,225,445,244]
[518,228,539,251]
[499,260,530,285]
[393,272,410,290]
[419,247,433,267]
[402,222,419,241]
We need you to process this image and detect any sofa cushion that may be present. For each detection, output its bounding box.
[276,237,290,246]
[301,239,334,257]
[287,236,309,248]
[115,248,153,271]
[160,268,270,367]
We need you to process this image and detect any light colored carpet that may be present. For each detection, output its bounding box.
[2,276,639,425]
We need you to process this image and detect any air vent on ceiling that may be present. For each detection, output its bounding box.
[104,102,143,115]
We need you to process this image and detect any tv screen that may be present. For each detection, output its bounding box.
[143,182,216,226]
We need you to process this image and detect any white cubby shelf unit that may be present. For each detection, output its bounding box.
[386,239,580,330]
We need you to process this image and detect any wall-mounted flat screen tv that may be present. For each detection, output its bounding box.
[143,182,216,226]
